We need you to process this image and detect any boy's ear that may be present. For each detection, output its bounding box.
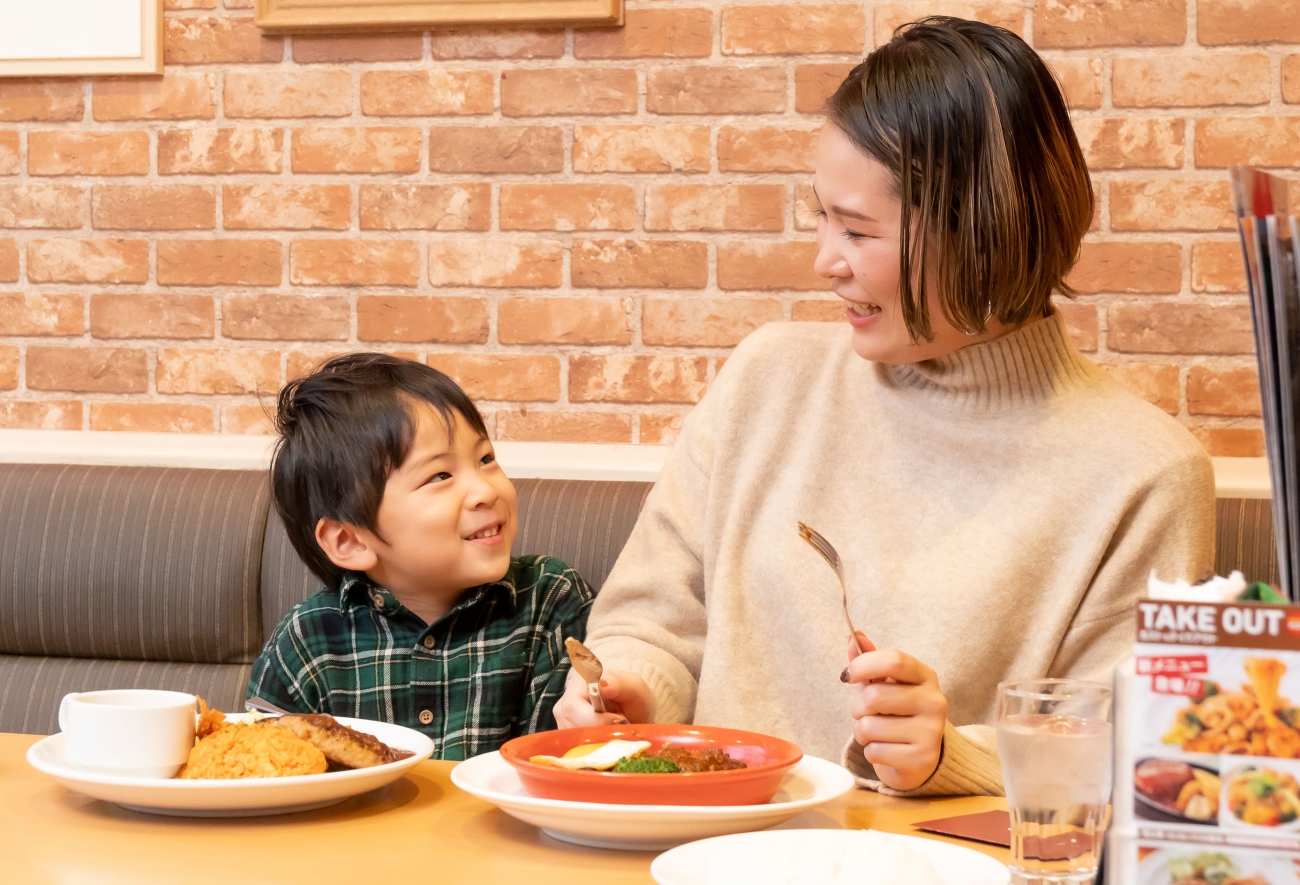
[315,518,380,573]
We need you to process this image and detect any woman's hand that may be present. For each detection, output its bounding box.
[553,669,657,729]
[843,632,948,792]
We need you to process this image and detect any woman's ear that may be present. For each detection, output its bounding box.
[316,518,380,573]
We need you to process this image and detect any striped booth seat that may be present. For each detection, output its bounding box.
[0,464,651,736]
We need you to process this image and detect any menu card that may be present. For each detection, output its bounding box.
[1110,600,1300,883]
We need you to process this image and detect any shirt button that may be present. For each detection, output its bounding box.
[422,635,435,649]
[419,709,433,725]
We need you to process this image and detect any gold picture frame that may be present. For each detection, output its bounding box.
[0,0,162,77]
[255,0,622,31]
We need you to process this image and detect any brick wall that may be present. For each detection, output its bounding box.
[0,0,1296,452]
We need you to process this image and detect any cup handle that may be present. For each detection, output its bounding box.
[58,693,77,732]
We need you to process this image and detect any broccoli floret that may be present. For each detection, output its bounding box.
[613,755,681,774]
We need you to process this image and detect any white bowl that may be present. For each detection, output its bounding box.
[450,750,855,851]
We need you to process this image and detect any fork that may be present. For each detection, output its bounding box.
[798,521,863,653]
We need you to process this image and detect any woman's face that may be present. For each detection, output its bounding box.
[812,123,1010,364]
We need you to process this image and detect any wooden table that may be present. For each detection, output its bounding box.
[2,733,1008,884]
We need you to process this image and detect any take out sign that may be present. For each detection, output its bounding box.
[1136,601,1300,649]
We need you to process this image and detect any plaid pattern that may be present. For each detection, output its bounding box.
[247,555,594,760]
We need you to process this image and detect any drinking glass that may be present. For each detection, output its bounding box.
[996,679,1113,885]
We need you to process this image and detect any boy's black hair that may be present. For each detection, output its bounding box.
[271,352,489,591]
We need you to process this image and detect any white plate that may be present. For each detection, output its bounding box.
[450,751,855,851]
[26,716,433,817]
[651,829,1011,885]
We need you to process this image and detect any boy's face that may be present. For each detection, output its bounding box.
[361,406,518,605]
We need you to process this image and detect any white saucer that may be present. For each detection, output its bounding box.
[450,751,855,851]
[651,829,1011,885]
[27,716,433,817]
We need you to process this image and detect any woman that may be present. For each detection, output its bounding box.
[553,17,1214,796]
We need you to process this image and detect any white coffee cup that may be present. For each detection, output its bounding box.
[58,689,197,778]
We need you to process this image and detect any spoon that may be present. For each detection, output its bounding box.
[565,637,608,714]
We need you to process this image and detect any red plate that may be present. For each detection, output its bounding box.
[499,724,803,806]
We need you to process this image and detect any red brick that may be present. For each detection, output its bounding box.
[428,241,563,288]
[290,239,420,287]
[792,299,845,322]
[27,239,149,283]
[719,241,827,290]
[0,239,15,282]
[222,294,349,340]
[1075,118,1185,169]
[90,403,214,433]
[1188,365,1262,416]
[426,353,561,401]
[501,69,638,116]
[1108,302,1254,354]
[498,296,633,345]
[876,2,1024,45]
[1285,55,1300,103]
[640,413,685,445]
[1113,54,1270,107]
[494,409,632,443]
[360,71,495,116]
[165,16,282,64]
[718,125,819,172]
[360,184,491,231]
[429,29,565,59]
[90,293,214,339]
[1047,58,1104,110]
[569,355,708,403]
[290,127,421,174]
[293,34,423,63]
[573,124,711,173]
[93,184,215,230]
[646,184,783,232]
[648,66,786,114]
[1055,300,1100,352]
[0,293,83,336]
[158,127,283,174]
[429,126,563,174]
[0,346,14,389]
[0,184,83,229]
[795,64,856,114]
[166,0,217,7]
[1035,0,1186,48]
[571,240,708,289]
[1110,181,1235,231]
[1095,362,1180,414]
[0,401,81,430]
[0,132,16,175]
[500,184,636,231]
[93,73,216,121]
[1192,240,1248,292]
[158,239,281,286]
[722,5,866,55]
[27,346,148,392]
[357,296,489,343]
[575,8,713,58]
[0,80,84,122]
[794,182,821,231]
[1067,242,1183,293]
[1196,117,1300,168]
[156,348,280,394]
[1198,0,1300,45]
[224,71,352,118]
[1190,426,1263,457]
[28,131,150,176]
[223,184,350,230]
[643,297,784,346]
[223,404,274,435]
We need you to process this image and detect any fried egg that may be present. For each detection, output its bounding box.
[530,739,651,771]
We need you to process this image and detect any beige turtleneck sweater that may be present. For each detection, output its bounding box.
[585,313,1215,796]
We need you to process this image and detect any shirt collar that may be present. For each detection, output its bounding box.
[338,568,519,620]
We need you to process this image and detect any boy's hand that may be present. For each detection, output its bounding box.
[842,633,948,792]
[554,669,657,728]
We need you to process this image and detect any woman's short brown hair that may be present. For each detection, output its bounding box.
[827,16,1094,341]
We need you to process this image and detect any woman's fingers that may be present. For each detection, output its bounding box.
[844,648,932,686]
[849,681,943,719]
[846,631,876,662]
[594,671,658,724]
[851,712,915,746]
[858,740,934,776]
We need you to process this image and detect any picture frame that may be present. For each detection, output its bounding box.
[255,0,622,31]
[0,0,163,77]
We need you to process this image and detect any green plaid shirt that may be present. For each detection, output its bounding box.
[247,555,594,760]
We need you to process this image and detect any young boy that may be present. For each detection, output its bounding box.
[248,353,595,760]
